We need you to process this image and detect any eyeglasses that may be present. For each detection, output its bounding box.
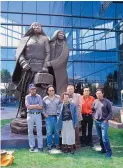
[49,90,54,92]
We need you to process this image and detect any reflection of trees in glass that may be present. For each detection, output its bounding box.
[74,78,92,96]
[104,70,118,103]
[1,69,11,83]
[1,69,17,105]
[1,69,12,96]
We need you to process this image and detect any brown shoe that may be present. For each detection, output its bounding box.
[63,145,68,153]
[70,145,75,154]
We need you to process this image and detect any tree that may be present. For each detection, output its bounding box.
[1,69,12,97]
[1,69,11,83]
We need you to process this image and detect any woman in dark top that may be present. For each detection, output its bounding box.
[57,92,78,154]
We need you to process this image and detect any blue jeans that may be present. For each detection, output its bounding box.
[46,116,59,147]
[95,120,112,156]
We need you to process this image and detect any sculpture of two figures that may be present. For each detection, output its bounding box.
[10,22,69,134]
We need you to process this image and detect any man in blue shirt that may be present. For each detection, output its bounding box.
[92,89,113,158]
[25,84,46,152]
[43,85,61,151]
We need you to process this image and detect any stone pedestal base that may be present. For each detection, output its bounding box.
[10,117,46,135]
[75,127,81,150]
[2,124,99,149]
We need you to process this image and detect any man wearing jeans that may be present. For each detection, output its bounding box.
[25,84,46,152]
[43,85,61,151]
[92,89,113,158]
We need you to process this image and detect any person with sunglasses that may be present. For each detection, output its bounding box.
[43,85,61,151]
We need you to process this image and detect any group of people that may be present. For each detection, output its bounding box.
[25,83,113,158]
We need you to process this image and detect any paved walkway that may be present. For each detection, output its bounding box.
[1,107,17,120]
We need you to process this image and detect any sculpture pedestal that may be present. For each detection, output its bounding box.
[10,117,46,135]
[75,127,81,150]
[1,124,99,149]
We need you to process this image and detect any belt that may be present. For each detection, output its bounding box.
[63,119,72,121]
[82,113,92,116]
[95,119,104,122]
[48,115,57,117]
[28,112,41,115]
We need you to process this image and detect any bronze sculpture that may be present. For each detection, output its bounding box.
[11,26,69,135]
[10,22,53,134]
[12,22,51,118]
[45,30,69,96]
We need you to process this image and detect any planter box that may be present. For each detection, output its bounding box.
[109,120,123,129]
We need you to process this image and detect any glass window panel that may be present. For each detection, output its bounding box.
[64,1,72,15]
[82,30,94,49]
[94,20,105,29]
[51,16,63,26]
[23,1,36,13]
[105,32,116,50]
[1,48,16,60]
[81,51,94,61]
[1,25,22,47]
[8,1,22,12]
[81,18,93,28]
[116,3,123,18]
[72,1,81,15]
[73,50,82,61]
[104,20,114,29]
[66,31,73,49]
[92,2,101,17]
[94,51,108,61]
[81,2,93,16]
[68,51,73,61]
[1,1,22,12]
[95,39,106,50]
[50,1,63,14]
[103,3,116,18]
[47,27,64,39]
[106,52,118,61]
[63,17,72,27]
[1,48,7,59]
[37,15,50,25]
[73,63,82,80]
[120,33,123,45]
[37,1,50,14]
[23,26,29,35]
[23,14,37,25]
[67,62,73,81]
[1,61,16,75]
[73,18,80,27]
[1,1,8,11]
[1,26,7,35]
[1,13,8,23]
[7,14,22,24]
[0,34,7,46]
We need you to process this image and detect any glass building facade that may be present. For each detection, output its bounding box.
[1,1,123,105]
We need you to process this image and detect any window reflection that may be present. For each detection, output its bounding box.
[1,1,123,105]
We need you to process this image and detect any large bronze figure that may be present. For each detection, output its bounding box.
[12,22,51,118]
[45,30,69,96]
[10,27,69,135]
[10,22,53,134]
